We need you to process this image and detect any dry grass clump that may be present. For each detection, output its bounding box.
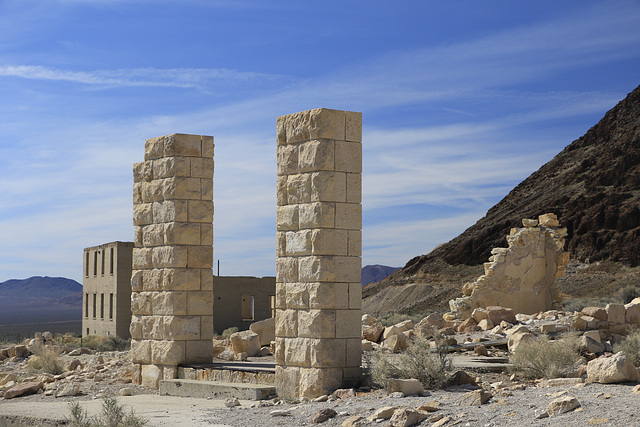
[509,335,580,379]
[613,330,640,366]
[28,343,65,375]
[221,327,239,339]
[82,335,130,352]
[368,334,452,389]
[68,396,147,427]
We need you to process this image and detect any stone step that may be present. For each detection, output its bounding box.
[159,379,276,400]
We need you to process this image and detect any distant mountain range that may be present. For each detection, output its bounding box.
[361,265,400,286]
[0,276,82,325]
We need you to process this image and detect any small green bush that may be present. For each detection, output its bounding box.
[614,331,640,367]
[368,334,452,389]
[67,396,147,427]
[509,336,580,379]
[221,327,239,339]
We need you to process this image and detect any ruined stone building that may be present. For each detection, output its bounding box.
[82,241,134,338]
[212,276,275,334]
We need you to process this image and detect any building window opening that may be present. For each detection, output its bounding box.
[85,252,89,277]
[241,294,255,321]
[85,293,89,318]
[86,328,89,336]
[269,295,276,319]
[110,247,114,275]
[93,251,98,276]
[92,294,97,318]
[109,293,113,320]
[100,293,104,319]
[101,250,105,276]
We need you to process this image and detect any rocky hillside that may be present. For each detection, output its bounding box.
[365,85,640,313]
[361,265,400,286]
[0,277,82,324]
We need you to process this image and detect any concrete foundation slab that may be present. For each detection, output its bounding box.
[159,379,276,400]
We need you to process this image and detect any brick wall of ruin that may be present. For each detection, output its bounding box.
[130,133,214,388]
[274,108,363,400]
[449,213,569,319]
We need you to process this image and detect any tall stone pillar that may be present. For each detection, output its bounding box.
[130,133,214,389]
[275,109,363,400]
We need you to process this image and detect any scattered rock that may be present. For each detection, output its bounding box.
[382,333,408,352]
[507,332,535,353]
[54,382,80,397]
[387,378,424,396]
[119,387,133,396]
[341,415,365,427]
[362,323,385,343]
[546,396,581,416]
[458,389,492,406]
[229,330,261,357]
[474,344,488,356]
[249,317,275,346]
[224,397,240,407]
[270,409,291,416]
[587,352,640,383]
[389,408,428,427]
[368,406,399,421]
[4,381,44,399]
[446,370,478,387]
[311,408,337,424]
[417,401,440,412]
[332,388,356,399]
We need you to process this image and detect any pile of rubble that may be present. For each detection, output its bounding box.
[212,318,276,361]
[0,332,148,400]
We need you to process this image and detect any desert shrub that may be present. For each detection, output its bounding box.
[68,396,147,427]
[619,286,640,304]
[509,336,580,379]
[562,297,615,313]
[368,334,452,389]
[221,327,239,339]
[376,312,427,327]
[82,336,130,352]
[613,331,640,367]
[28,343,64,375]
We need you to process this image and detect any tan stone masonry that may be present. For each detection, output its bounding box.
[131,133,214,389]
[449,213,569,319]
[275,109,363,400]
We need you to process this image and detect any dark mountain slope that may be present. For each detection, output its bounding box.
[365,85,640,310]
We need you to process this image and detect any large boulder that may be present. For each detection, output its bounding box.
[4,381,44,399]
[249,317,275,346]
[387,378,424,396]
[229,330,261,357]
[382,334,408,353]
[581,307,607,321]
[362,323,385,343]
[507,332,535,353]
[389,408,428,427]
[587,352,640,384]
[486,306,516,325]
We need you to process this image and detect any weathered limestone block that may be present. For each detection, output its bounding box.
[298,367,343,399]
[230,330,261,357]
[298,309,336,338]
[582,307,607,321]
[362,322,384,343]
[153,200,188,223]
[311,171,346,202]
[606,303,626,324]
[162,316,201,340]
[152,246,188,268]
[250,317,276,346]
[299,202,335,229]
[587,352,640,383]
[164,222,200,245]
[140,364,163,389]
[336,310,362,339]
[387,378,424,396]
[151,340,185,365]
[625,299,640,324]
[275,309,298,337]
[276,205,299,231]
[186,291,214,316]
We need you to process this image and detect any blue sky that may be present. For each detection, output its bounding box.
[1,1,639,284]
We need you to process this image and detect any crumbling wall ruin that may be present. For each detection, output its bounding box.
[130,133,214,388]
[449,213,569,319]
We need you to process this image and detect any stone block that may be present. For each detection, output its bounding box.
[335,141,362,173]
[131,340,151,364]
[145,136,165,160]
[187,291,214,315]
[133,182,144,205]
[276,257,298,282]
[200,316,214,340]
[163,268,200,291]
[141,180,164,203]
[152,246,188,268]
[311,229,348,256]
[336,310,362,339]
[163,133,202,157]
[286,230,312,256]
[129,316,143,339]
[163,316,201,340]
[345,339,362,367]
[308,282,349,310]
[141,364,163,389]
[285,283,309,309]
[141,224,163,247]
[191,157,214,178]
[335,203,361,230]
[201,135,214,158]
[188,200,213,223]
[142,316,164,339]
[311,171,346,202]
[200,224,213,245]
[388,378,424,396]
[347,230,362,256]
[230,330,261,357]
[151,340,185,365]
[276,232,286,257]
[200,179,213,201]
[277,144,298,175]
[153,156,191,179]
[163,222,199,245]
[275,282,286,309]
[298,309,336,338]
[281,108,346,144]
[299,202,335,229]
[626,300,640,324]
[133,203,154,226]
[276,205,299,231]
[131,270,144,292]
[346,174,361,204]
[186,340,214,363]
[348,283,362,309]
[298,139,335,172]
[275,365,300,401]
[142,269,163,291]
[201,269,213,290]
[345,111,362,142]
[153,200,188,223]
[250,317,276,346]
[163,177,202,200]
[298,367,342,399]
[187,246,213,268]
[335,256,361,283]
[276,309,298,338]
[132,248,153,269]
[151,291,187,316]
[538,213,560,227]
[310,339,346,367]
[277,176,288,206]
[606,303,626,324]
[287,173,311,204]
[298,256,335,282]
